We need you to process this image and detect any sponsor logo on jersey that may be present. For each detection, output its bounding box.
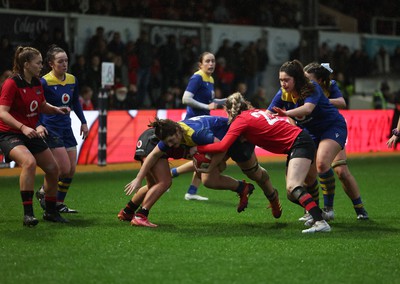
[62,93,70,104]
[30,100,38,112]
[137,140,143,148]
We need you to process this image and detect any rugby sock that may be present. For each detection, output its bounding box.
[352,197,366,214]
[136,207,149,218]
[306,180,320,206]
[45,195,57,213]
[292,186,323,221]
[21,190,34,216]
[187,185,198,195]
[124,200,140,214]
[319,168,335,209]
[235,180,245,194]
[266,189,277,202]
[171,168,179,178]
[57,178,72,204]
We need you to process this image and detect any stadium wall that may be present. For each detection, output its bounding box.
[70,109,395,165]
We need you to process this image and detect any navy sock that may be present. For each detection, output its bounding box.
[171,168,179,178]
[187,185,198,195]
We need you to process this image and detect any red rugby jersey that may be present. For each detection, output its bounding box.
[0,75,45,133]
[197,109,302,154]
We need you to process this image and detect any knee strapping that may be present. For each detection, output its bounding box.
[242,164,270,184]
[291,186,305,200]
[241,162,259,174]
[331,159,347,168]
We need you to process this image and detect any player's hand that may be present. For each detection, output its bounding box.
[21,125,39,139]
[189,147,197,156]
[36,125,48,138]
[81,124,89,139]
[386,135,398,148]
[124,178,141,195]
[58,106,71,114]
[193,161,210,173]
[272,107,287,117]
[208,102,217,110]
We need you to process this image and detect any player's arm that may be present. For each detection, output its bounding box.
[182,90,215,110]
[329,97,346,109]
[71,81,89,138]
[195,132,237,154]
[387,117,400,148]
[0,105,40,138]
[124,145,164,195]
[273,102,315,118]
[329,81,347,109]
[40,101,71,115]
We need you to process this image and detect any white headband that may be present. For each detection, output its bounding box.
[321,63,333,73]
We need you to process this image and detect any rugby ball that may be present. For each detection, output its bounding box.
[193,153,212,169]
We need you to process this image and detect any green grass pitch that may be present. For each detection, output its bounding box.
[1,156,400,284]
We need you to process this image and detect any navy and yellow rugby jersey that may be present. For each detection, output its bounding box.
[326,80,342,99]
[39,72,86,129]
[158,116,229,151]
[185,70,215,118]
[268,81,344,135]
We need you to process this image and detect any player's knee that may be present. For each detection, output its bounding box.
[331,159,350,180]
[21,156,37,174]
[42,161,60,178]
[241,163,269,183]
[159,179,172,190]
[316,161,331,174]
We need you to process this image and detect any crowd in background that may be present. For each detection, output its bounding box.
[5,0,400,34]
[1,0,400,111]
[1,25,400,111]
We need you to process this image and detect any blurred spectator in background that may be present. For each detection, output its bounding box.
[231,41,244,87]
[31,30,51,59]
[71,54,89,88]
[107,31,125,57]
[375,46,390,75]
[215,57,234,97]
[236,82,248,98]
[0,69,12,88]
[347,49,371,83]
[215,39,232,63]
[111,83,129,110]
[113,54,129,87]
[86,54,102,108]
[158,34,181,94]
[52,27,70,60]
[213,0,230,23]
[180,38,197,82]
[125,41,139,86]
[256,38,269,88]
[135,30,154,108]
[391,46,400,74]
[242,41,258,100]
[373,81,392,109]
[251,87,269,109]
[157,87,178,109]
[319,42,332,63]
[334,72,353,109]
[79,85,94,110]
[127,84,139,109]
[332,44,350,76]
[0,35,14,74]
[84,26,107,61]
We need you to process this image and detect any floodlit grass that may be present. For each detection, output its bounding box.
[1,156,400,284]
